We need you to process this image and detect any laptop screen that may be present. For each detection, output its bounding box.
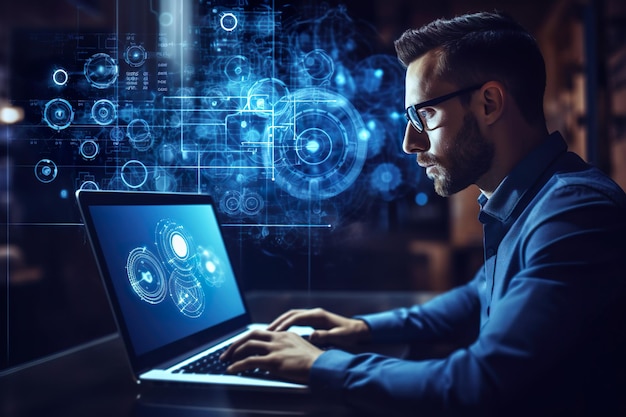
[83,194,247,358]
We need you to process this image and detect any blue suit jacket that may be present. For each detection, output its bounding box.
[309,133,626,416]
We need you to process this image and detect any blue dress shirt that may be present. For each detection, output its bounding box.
[309,132,626,416]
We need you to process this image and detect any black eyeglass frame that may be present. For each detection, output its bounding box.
[404,84,483,133]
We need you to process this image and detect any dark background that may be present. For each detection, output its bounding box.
[1,0,625,377]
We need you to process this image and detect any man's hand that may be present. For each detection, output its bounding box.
[220,330,323,384]
[267,308,371,347]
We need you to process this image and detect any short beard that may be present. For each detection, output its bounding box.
[430,112,494,197]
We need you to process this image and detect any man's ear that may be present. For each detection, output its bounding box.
[479,81,505,125]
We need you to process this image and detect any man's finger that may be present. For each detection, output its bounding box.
[267,310,304,331]
[220,329,271,360]
[226,355,270,374]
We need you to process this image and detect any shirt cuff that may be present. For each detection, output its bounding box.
[355,310,406,342]
[309,349,355,401]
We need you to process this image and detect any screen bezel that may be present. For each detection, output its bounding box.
[75,190,252,375]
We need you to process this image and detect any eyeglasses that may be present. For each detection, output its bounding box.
[404,84,483,133]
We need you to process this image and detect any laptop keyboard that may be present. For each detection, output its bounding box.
[172,344,274,379]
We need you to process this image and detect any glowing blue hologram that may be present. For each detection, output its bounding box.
[196,246,225,287]
[109,126,125,145]
[220,12,238,32]
[79,139,99,160]
[363,118,385,157]
[19,4,433,255]
[84,53,118,89]
[271,44,297,80]
[302,49,335,82]
[34,159,58,183]
[124,44,147,68]
[105,174,130,190]
[91,99,117,125]
[247,78,290,117]
[353,55,405,109]
[155,219,197,273]
[225,113,270,161]
[241,191,265,216]
[158,143,178,165]
[328,63,357,100]
[232,156,260,184]
[126,247,167,305]
[249,10,276,36]
[180,119,225,153]
[220,190,242,217]
[127,119,153,151]
[224,55,251,82]
[174,87,197,110]
[120,160,148,189]
[162,109,183,129]
[201,86,240,113]
[201,152,234,181]
[296,128,332,165]
[43,98,74,131]
[52,68,68,86]
[79,180,99,190]
[273,88,368,200]
[370,162,402,196]
[153,169,177,192]
[168,271,205,318]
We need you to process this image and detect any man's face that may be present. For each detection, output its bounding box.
[403,53,494,197]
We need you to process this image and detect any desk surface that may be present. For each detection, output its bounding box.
[0,291,436,417]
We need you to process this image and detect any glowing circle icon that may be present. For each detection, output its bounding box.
[52,69,69,86]
[274,88,368,200]
[171,232,188,258]
[91,99,117,125]
[34,159,58,183]
[124,44,147,68]
[120,160,148,189]
[247,78,290,117]
[241,192,264,216]
[370,162,402,195]
[159,12,174,26]
[219,190,242,217]
[127,118,153,151]
[220,12,238,31]
[295,128,332,166]
[79,140,99,160]
[43,98,74,131]
[168,272,205,318]
[79,180,99,190]
[155,219,196,273]
[224,55,250,82]
[126,247,167,304]
[303,49,334,81]
[84,53,118,89]
[196,246,225,287]
[110,126,125,143]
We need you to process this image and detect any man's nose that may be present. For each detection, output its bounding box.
[402,123,430,154]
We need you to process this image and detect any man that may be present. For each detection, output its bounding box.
[221,11,626,416]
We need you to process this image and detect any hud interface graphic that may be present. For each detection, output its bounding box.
[2,0,442,372]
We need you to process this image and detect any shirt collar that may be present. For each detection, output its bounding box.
[478,132,568,223]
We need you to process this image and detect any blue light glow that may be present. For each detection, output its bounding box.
[415,192,429,206]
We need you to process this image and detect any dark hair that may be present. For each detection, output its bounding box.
[395,11,546,125]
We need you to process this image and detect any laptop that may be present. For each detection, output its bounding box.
[75,189,310,391]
